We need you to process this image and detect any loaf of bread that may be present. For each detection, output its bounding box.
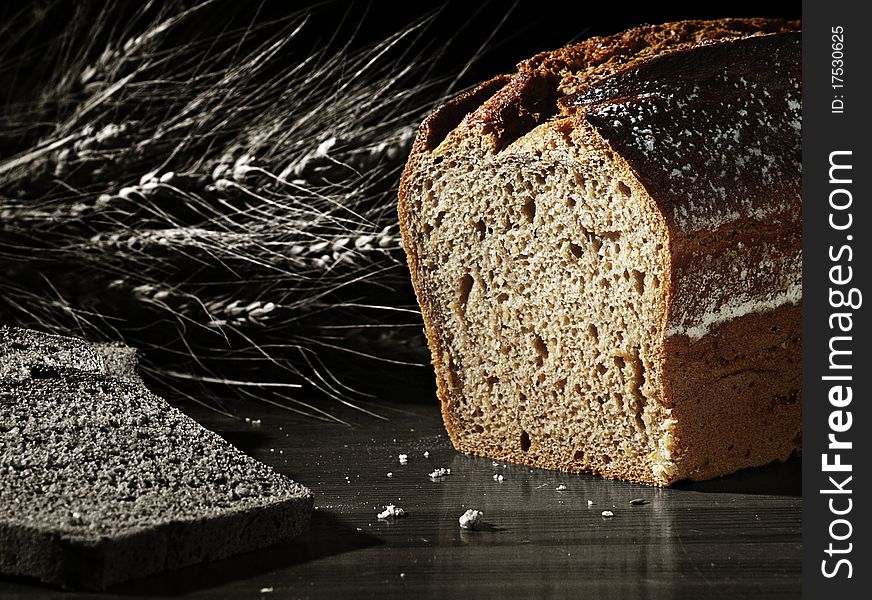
[398,19,801,485]
[0,327,313,589]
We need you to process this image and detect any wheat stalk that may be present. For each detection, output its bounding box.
[0,1,451,418]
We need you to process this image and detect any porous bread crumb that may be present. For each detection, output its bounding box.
[459,509,483,530]
[556,485,567,492]
[397,19,802,487]
[0,327,313,589]
[398,454,408,465]
[601,510,614,518]
[429,467,451,479]
[377,504,406,520]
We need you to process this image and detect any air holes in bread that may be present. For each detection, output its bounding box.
[630,413,644,434]
[520,430,531,452]
[457,274,474,312]
[475,220,487,239]
[445,356,461,389]
[617,181,631,197]
[521,198,536,223]
[424,211,446,236]
[632,270,646,294]
[532,334,548,361]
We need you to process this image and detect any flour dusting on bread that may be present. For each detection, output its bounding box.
[398,19,801,485]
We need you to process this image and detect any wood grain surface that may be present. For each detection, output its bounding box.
[0,393,801,599]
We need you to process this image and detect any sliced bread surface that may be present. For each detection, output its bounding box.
[398,19,801,485]
[0,328,312,589]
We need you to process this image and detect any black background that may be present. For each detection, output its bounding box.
[263,0,802,93]
[1,0,802,103]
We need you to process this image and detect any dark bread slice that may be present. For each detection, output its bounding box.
[1,324,156,382]
[0,326,109,380]
[0,328,312,589]
[398,19,801,485]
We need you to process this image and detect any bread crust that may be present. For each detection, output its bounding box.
[665,303,801,480]
[398,18,801,485]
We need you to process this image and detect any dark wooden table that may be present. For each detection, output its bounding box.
[0,390,801,599]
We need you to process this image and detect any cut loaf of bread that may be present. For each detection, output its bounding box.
[398,19,801,485]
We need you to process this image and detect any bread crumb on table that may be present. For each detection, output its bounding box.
[602,510,615,518]
[428,467,451,479]
[377,504,407,520]
[459,509,483,530]
[556,484,567,491]
[398,454,408,465]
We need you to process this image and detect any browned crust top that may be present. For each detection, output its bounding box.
[455,19,798,146]
[569,32,801,237]
[415,18,800,241]
[397,18,803,485]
